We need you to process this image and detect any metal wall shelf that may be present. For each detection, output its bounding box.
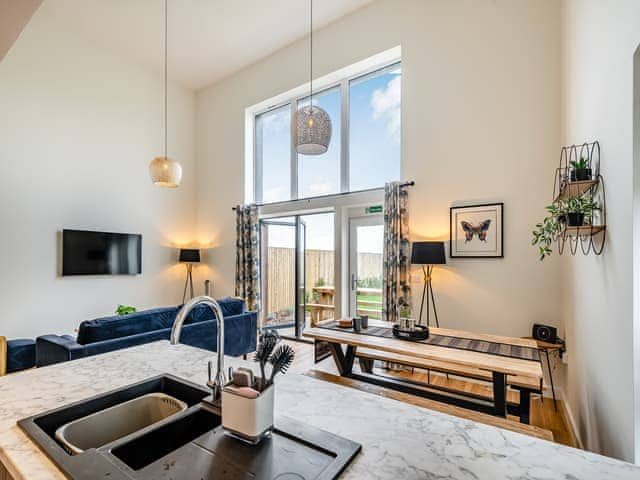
[552,141,606,256]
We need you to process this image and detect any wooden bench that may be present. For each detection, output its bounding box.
[305,370,554,442]
[307,303,335,326]
[356,347,542,392]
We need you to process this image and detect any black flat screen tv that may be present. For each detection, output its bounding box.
[62,229,142,276]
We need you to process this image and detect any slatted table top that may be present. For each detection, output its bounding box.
[304,320,543,380]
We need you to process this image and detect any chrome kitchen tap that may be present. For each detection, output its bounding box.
[170,296,225,402]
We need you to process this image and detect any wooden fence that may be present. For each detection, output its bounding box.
[264,247,382,315]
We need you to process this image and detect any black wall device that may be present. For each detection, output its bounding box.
[532,323,558,343]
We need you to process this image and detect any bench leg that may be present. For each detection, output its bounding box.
[329,343,356,376]
[492,372,507,418]
[359,357,374,373]
[519,389,531,424]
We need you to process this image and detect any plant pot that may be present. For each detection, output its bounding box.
[566,213,585,227]
[570,168,592,182]
[222,379,274,445]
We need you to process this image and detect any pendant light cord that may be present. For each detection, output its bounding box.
[309,0,313,109]
[164,0,168,160]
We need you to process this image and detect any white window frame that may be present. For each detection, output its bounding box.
[246,46,402,205]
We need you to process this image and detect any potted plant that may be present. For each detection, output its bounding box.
[531,195,599,260]
[563,195,598,226]
[570,156,592,182]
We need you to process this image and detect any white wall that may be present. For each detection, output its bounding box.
[0,2,197,339]
[196,0,562,338]
[561,0,640,463]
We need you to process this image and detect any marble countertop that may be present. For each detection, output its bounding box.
[0,341,638,479]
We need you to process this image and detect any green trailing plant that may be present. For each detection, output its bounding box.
[399,305,411,318]
[115,305,136,315]
[570,156,589,171]
[531,206,563,261]
[531,195,599,260]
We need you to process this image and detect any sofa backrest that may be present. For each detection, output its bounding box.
[76,298,245,345]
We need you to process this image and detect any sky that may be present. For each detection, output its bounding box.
[259,65,401,253]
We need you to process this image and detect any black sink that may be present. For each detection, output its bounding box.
[19,374,361,480]
[112,407,221,470]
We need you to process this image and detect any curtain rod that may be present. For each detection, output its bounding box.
[232,181,415,211]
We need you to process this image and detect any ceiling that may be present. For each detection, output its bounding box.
[42,0,374,90]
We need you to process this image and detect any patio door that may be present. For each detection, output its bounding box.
[259,217,307,339]
[295,217,306,338]
[349,215,384,319]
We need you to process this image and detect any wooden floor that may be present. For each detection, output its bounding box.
[285,339,577,448]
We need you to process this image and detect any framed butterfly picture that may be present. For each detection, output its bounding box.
[450,203,504,258]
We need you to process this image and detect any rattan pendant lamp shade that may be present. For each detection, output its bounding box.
[295,0,332,155]
[149,0,182,188]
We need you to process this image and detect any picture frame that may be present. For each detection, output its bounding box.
[450,203,504,258]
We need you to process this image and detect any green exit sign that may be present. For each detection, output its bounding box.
[365,205,383,214]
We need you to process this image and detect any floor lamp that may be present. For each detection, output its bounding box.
[411,241,446,328]
[179,248,200,303]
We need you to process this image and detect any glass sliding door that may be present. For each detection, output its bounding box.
[260,218,296,334]
[260,212,335,341]
[295,217,306,338]
[261,212,335,339]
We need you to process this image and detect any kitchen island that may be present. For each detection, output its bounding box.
[0,341,638,479]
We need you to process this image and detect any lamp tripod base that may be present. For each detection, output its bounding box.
[182,264,194,304]
[418,265,440,328]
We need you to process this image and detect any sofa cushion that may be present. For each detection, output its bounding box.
[77,306,181,345]
[6,338,36,373]
[217,297,245,317]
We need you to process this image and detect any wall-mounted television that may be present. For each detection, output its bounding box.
[62,229,142,276]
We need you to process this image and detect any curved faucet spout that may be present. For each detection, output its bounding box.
[171,296,225,401]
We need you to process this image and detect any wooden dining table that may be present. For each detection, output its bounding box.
[303,320,544,424]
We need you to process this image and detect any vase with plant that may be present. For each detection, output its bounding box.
[570,156,592,182]
[532,194,599,260]
[221,329,294,444]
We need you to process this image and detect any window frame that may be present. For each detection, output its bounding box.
[253,60,402,205]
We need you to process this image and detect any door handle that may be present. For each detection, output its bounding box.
[351,273,357,291]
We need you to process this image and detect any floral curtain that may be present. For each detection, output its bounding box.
[382,182,412,324]
[235,204,260,312]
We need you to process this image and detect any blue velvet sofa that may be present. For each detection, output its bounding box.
[1,337,36,375]
[36,298,257,367]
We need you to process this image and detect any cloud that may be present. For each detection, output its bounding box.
[261,109,290,134]
[370,76,401,142]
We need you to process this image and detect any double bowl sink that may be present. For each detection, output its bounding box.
[18,374,361,479]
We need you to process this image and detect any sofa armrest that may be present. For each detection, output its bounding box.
[0,336,6,376]
[36,335,85,367]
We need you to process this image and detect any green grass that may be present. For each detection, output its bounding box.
[357,294,382,303]
[357,294,382,319]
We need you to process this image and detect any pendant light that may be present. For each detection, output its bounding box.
[295,0,332,155]
[149,0,182,187]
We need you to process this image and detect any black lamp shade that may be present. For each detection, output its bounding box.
[179,248,200,263]
[411,241,446,265]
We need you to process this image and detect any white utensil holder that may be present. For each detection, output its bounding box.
[221,380,274,444]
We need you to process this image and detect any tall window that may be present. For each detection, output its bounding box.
[253,61,401,203]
